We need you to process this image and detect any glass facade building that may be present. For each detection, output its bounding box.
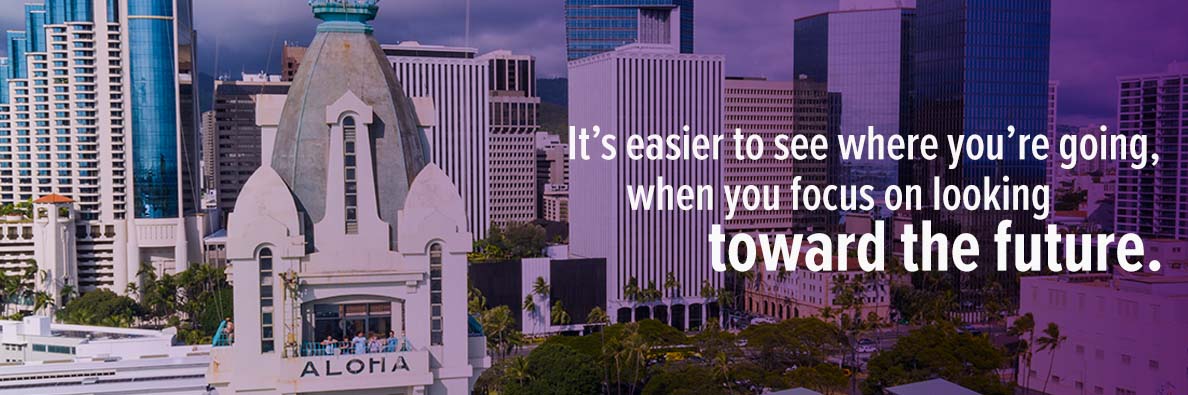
[911,0,1051,317]
[564,0,693,61]
[128,0,180,218]
[794,8,914,195]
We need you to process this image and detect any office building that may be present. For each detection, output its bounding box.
[207,1,488,393]
[542,183,569,223]
[280,42,306,82]
[910,0,1051,318]
[793,5,915,194]
[480,50,538,227]
[722,77,799,235]
[201,110,216,193]
[210,73,290,226]
[1019,272,1188,395]
[744,253,889,322]
[469,254,606,336]
[0,316,211,395]
[0,0,205,303]
[1045,81,1059,203]
[386,42,491,239]
[535,132,568,221]
[564,0,693,60]
[1116,62,1188,240]
[568,43,724,329]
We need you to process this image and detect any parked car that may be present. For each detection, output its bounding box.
[856,338,877,353]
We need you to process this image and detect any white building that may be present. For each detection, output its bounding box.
[1018,273,1188,395]
[1116,62,1188,240]
[568,43,724,328]
[0,316,210,395]
[542,184,569,223]
[207,2,488,393]
[723,77,799,235]
[0,0,205,301]
[386,42,491,240]
[480,50,539,228]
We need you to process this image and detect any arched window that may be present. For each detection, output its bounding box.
[343,116,358,234]
[259,248,274,353]
[429,244,443,345]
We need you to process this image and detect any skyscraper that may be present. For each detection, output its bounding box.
[211,73,290,226]
[1116,62,1188,240]
[0,0,204,297]
[794,5,915,194]
[386,42,491,239]
[564,0,693,61]
[480,50,539,227]
[569,43,723,329]
[911,0,1051,318]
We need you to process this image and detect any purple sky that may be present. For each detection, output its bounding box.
[1,0,1185,126]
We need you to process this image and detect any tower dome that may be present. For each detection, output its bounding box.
[272,0,430,244]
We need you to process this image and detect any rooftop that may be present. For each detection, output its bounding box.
[32,194,73,204]
[885,379,979,395]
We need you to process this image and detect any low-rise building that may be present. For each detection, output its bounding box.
[1018,273,1188,395]
[0,316,210,395]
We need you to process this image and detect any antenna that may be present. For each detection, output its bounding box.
[465,0,471,47]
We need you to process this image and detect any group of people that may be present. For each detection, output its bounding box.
[316,331,411,356]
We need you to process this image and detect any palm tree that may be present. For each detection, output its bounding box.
[32,291,53,314]
[1010,313,1037,392]
[532,276,550,297]
[550,300,570,326]
[624,277,641,302]
[1037,322,1067,394]
[663,271,681,299]
[521,294,537,315]
[504,356,532,386]
[586,306,609,326]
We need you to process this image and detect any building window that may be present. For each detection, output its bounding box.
[343,116,358,234]
[260,248,275,353]
[430,244,443,345]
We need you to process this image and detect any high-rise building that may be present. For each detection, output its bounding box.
[535,132,569,221]
[911,0,1051,318]
[280,42,306,82]
[1046,80,1059,201]
[1116,62,1188,240]
[480,50,538,227]
[386,42,491,239]
[722,77,799,235]
[564,0,693,61]
[201,110,216,193]
[569,43,723,329]
[0,0,204,300]
[208,2,489,393]
[211,73,290,226]
[793,5,915,194]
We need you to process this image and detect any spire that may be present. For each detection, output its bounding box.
[309,0,380,34]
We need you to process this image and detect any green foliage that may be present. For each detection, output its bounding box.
[862,324,1009,395]
[470,222,547,262]
[503,343,601,395]
[56,289,141,327]
[739,318,845,371]
[784,364,849,395]
[550,300,570,326]
[642,363,730,395]
[477,305,523,358]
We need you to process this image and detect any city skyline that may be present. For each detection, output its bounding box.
[0,0,1182,128]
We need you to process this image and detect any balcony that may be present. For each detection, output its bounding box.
[280,348,433,392]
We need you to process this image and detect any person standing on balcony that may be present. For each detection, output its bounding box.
[352,332,367,354]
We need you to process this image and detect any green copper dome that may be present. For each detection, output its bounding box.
[309,0,380,33]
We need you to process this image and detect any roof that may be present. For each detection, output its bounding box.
[767,388,823,395]
[33,194,73,204]
[886,379,979,395]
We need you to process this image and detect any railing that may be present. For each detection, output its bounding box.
[297,338,414,357]
[211,320,232,347]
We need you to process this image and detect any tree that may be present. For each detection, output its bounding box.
[663,271,681,298]
[586,306,609,326]
[863,324,1009,395]
[642,363,729,395]
[521,294,537,315]
[1009,313,1037,391]
[624,277,641,302]
[504,343,600,395]
[785,364,849,395]
[532,276,550,297]
[739,318,845,372]
[550,300,570,326]
[478,305,523,359]
[1037,322,1067,394]
[56,289,141,327]
[471,222,548,262]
